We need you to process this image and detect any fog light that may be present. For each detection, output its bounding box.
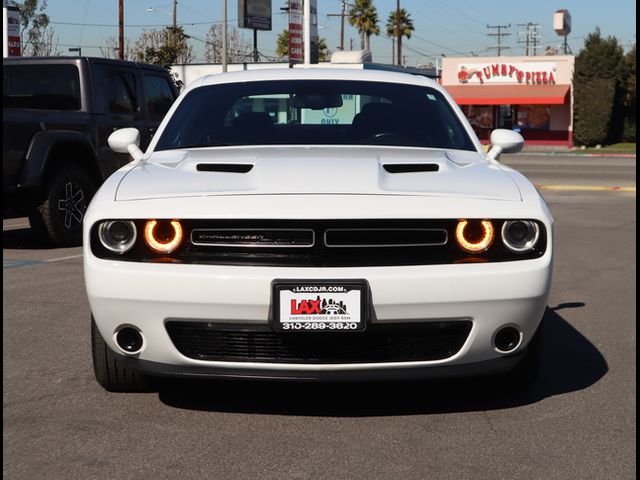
[98,220,137,254]
[455,220,494,253]
[116,327,143,353]
[501,220,540,253]
[144,220,183,254]
[494,326,521,353]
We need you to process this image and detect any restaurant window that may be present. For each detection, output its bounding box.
[465,105,493,130]
[517,105,551,130]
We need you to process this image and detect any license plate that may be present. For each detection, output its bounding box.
[272,280,368,332]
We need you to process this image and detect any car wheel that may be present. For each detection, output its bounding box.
[29,165,96,247]
[91,316,153,392]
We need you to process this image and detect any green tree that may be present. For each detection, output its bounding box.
[349,0,380,51]
[276,29,290,58]
[16,0,58,55]
[386,7,414,66]
[573,28,626,146]
[317,38,330,62]
[622,44,636,141]
[205,25,252,63]
[131,26,194,67]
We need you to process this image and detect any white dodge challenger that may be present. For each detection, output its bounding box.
[84,68,553,392]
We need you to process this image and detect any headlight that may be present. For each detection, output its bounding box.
[501,220,540,253]
[143,220,183,254]
[455,220,495,253]
[98,220,137,254]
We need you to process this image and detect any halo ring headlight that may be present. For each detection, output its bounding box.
[98,220,137,254]
[143,220,183,254]
[456,220,495,253]
[501,220,540,253]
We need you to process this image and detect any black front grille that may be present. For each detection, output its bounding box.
[324,228,447,247]
[181,219,464,267]
[191,228,315,248]
[165,321,472,364]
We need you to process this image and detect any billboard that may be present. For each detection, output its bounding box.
[3,4,21,57]
[288,0,303,63]
[553,9,571,36]
[288,0,318,64]
[238,0,272,31]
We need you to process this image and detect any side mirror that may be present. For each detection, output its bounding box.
[108,128,144,162]
[487,129,524,162]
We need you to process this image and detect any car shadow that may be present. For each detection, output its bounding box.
[2,226,53,250]
[158,305,607,416]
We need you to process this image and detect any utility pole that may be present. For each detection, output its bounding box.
[118,0,124,60]
[517,23,531,56]
[327,0,350,51]
[529,23,541,56]
[486,23,511,56]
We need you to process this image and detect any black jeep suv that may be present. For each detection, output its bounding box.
[3,57,179,245]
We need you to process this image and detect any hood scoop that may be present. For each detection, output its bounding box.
[383,163,439,173]
[197,163,254,173]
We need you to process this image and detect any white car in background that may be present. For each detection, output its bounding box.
[84,68,553,392]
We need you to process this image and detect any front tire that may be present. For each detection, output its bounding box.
[91,316,153,392]
[29,164,95,246]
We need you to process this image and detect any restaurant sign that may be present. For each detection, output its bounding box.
[457,62,557,85]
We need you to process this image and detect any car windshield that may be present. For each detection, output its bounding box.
[154,80,476,151]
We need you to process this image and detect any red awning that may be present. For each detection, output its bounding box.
[444,84,570,105]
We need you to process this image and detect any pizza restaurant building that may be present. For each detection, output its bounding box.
[441,55,575,147]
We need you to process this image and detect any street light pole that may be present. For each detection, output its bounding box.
[303,0,311,64]
[396,0,400,66]
[172,0,177,48]
[222,0,227,72]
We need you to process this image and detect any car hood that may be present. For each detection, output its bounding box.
[115,146,521,202]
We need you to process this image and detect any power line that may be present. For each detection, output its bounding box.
[50,19,235,28]
[411,33,473,56]
[326,0,351,51]
[178,3,215,21]
[486,23,511,56]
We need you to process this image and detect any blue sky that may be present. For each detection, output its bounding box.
[43,0,636,63]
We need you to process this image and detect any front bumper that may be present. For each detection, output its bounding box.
[86,253,552,378]
[118,349,526,382]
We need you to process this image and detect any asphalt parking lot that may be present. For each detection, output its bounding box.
[3,154,636,480]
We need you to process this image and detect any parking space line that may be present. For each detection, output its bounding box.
[3,259,45,269]
[45,254,84,263]
[3,254,83,270]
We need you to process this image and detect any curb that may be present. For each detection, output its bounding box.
[517,152,636,158]
[536,184,636,192]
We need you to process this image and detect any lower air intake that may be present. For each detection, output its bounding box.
[165,321,472,364]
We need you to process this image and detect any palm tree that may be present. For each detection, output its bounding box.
[276,30,329,62]
[349,0,380,51]
[386,7,414,65]
[276,29,290,58]
[317,38,330,61]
